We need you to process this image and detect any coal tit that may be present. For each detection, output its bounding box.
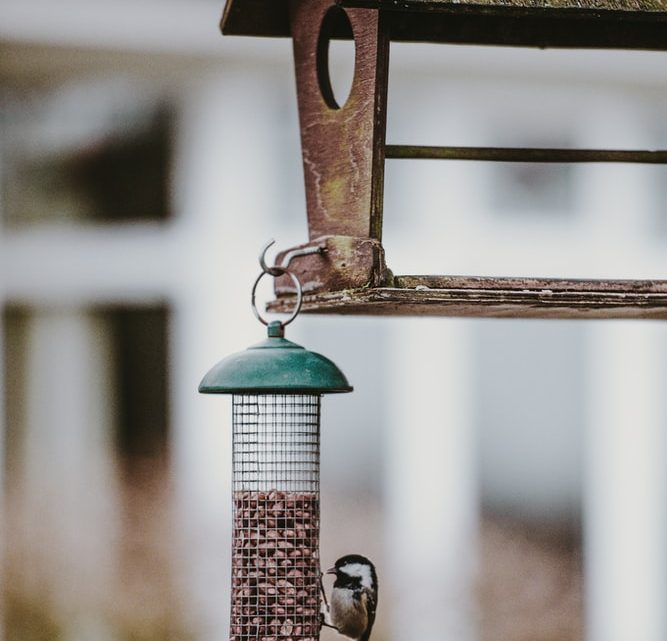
[323,554,378,641]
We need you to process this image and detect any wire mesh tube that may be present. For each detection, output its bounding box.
[231,394,321,641]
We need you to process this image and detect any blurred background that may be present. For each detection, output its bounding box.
[1,2,667,641]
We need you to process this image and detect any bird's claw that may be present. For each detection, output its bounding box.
[319,615,340,633]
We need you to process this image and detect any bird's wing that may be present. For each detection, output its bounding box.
[360,588,377,641]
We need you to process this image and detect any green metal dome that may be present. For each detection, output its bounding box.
[198,322,353,395]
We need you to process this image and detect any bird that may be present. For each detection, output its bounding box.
[321,554,378,641]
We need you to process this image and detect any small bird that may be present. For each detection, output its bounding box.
[322,554,378,641]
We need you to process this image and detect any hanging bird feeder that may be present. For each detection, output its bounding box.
[199,243,352,641]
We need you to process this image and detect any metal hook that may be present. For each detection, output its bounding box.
[253,240,324,328]
[258,239,324,276]
[258,239,284,277]
[279,244,324,269]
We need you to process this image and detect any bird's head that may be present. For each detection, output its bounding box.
[326,554,377,592]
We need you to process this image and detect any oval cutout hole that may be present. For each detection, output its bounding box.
[317,7,355,110]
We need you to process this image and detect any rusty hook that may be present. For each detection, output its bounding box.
[258,239,324,276]
[258,239,285,277]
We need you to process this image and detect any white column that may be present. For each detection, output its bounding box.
[384,318,478,641]
[0,306,5,641]
[585,322,667,641]
[18,309,119,641]
[168,69,277,641]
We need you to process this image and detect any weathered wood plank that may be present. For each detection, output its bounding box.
[271,2,392,294]
[344,1,667,49]
[221,0,667,50]
[221,0,290,37]
[346,0,667,13]
[290,0,389,240]
[267,275,667,319]
[395,275,667,292]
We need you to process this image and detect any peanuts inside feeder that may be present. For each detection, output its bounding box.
[200,297,352,641]
[232,397,320,641]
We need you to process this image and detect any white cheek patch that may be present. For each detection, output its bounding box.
[340,563,373,590]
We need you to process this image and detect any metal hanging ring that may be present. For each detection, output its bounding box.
[251,268,304,327]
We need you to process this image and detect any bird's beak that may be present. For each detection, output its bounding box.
[325,567,336,575]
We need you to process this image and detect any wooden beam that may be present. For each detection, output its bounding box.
[290,0,389,241]
[386,145,667,163]
[346,0,667,13]
[268,275,667,319]
[274,1,393,294]
[380,7,667,49]
[221,0,667,50]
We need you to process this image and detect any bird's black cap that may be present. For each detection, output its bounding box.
[334,554,375,570]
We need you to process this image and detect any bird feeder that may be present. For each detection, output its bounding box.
[219,0,667,320]
[199,252,352,641]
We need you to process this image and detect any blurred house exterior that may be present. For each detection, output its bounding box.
[1,2,666,641]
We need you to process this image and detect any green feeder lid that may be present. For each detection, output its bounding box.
[198,321,353,395]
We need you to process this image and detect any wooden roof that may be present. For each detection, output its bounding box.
[371,0,667,9]
[221,0,667,48]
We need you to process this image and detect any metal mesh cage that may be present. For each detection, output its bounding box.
[231,394,321,641]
